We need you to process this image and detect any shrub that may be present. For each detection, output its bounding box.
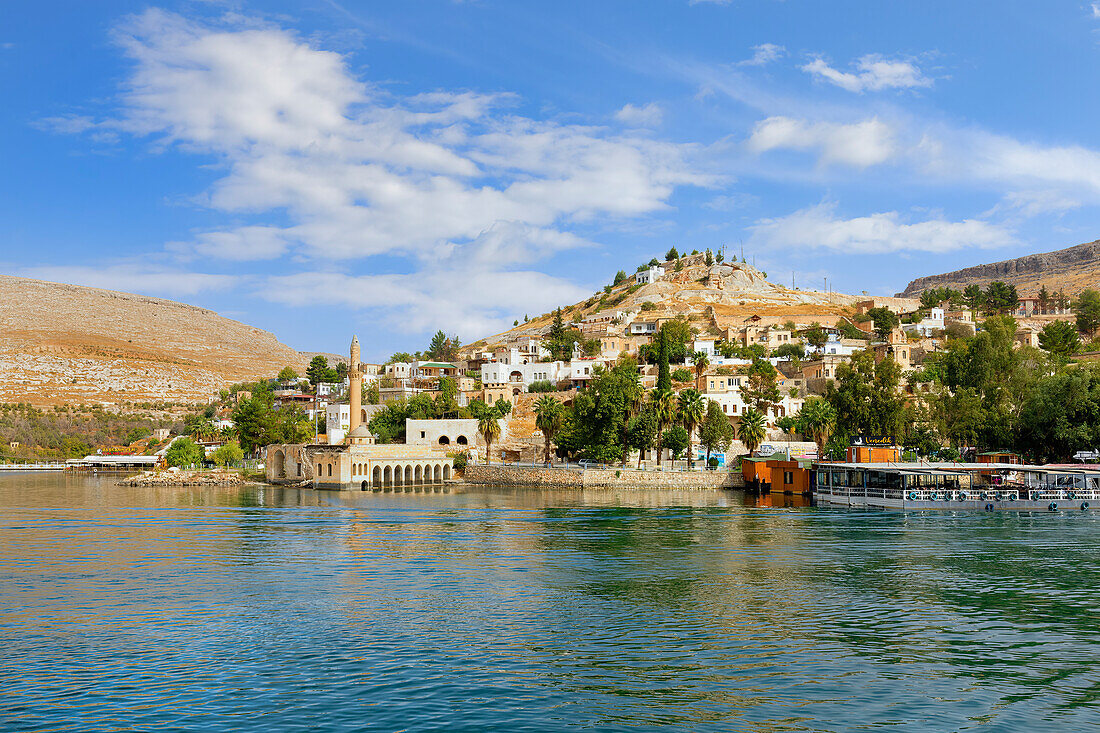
[450,452,468,471]
[640,302,657,312]
[671,368,694,383]
[166,437,204,468]
[528,380,557,393]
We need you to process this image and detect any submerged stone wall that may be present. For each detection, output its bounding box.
[462,464,743,490]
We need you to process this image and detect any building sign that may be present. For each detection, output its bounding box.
[850,436,893,447]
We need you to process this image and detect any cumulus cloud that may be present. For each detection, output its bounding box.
[16,264,238,298]
[746,116,896,167]
[802,54,932,93]
[48,8,709,337]
[739,43,785,67]
[614,102,663,127]
[749,202,1013,254]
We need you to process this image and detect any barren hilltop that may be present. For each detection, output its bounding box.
[0,275,313,406]
[470,252,868,348]
[898,238,1100,297]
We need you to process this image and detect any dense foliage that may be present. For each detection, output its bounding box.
[0,403,174,459]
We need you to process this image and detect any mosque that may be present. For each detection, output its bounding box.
[264,336,455,490]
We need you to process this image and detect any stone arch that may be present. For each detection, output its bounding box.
[443,464,452,480]
[438,435,450,446]
[361,480,368,491]
[457,435,468,445]
[414,465,423,484]
[272,450,286,479]
[384,465,393,486]
[361,408,368,424]
[404,465,413,484]
[509,370,523,381]
[373,465,381,489]
[434,464,442,482]
[513,388,521,396]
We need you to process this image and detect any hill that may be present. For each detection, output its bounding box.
[0,275,316,406]
[469,252,863,349]
[897,238,1100,298]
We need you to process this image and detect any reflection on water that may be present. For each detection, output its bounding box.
[0,473,1098,731]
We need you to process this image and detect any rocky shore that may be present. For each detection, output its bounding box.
[118,469,246,487]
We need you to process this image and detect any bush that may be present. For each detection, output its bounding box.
[450,452,468,471]
[528,380,557,393]
[671,368,694,383]
[211,441,244,468]
[640,302,657,312]
[166,437,204,468]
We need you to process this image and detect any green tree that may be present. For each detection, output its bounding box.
[824,349,906,444]
[478,414,502,464]
[426,330,461,361]
[211,440,244,468]
[533,395,563,464]
[655,330,672,391]
[277,366,299,383]
[1018,365,1100,462]
[1074,289,1100,336]
[1038,320,1081,358]
[795,397,837,459]
[231,386,276,454]
[626,404,658,467]
[802,322,828,350]
[1038,284,1051,315]
[648,257,661,268]
[306,355,332,385]
[984,281,1019,314]
[963,284,985,311]
[653,388,677,466]
[663,425,690,462]
[556,360,643,464]
[741,359,780,414]
[737,407,767,455]
[388,352,414,365]
[677,388,706,467]
[838,321,869,341]
[772,342,805,365]
[691,350,710,390]
[368,401,408,444]
[866,307,900,342]
[666,246,679,260]
[704,248,714,266]
[166,437,204,468]
[367,382,380,405]
[613,270,627,285]
[698,400,734,465]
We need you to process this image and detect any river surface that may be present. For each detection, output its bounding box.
[1,473,1099,731]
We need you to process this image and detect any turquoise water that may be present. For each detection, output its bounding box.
[1,473,1099,731]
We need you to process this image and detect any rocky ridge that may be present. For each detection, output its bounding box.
[898,238,1100,298]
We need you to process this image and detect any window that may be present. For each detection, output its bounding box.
[328,464,333,477]
[420,431,426,439]
[317,463,322,476]
[784,471,794,485]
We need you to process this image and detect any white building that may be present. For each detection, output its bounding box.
[819,334,866,357]
[635,266,665,285]
[629,320,658,335]
[902,307,945,337]
[481,348,571,390]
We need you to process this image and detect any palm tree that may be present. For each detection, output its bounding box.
[677,389,706,468]
[653,388,677,467]
[478,414,502,464]
[533,395,562,465]
[795,397,836,460]
[692,350,710,391]
[738,407,767,456]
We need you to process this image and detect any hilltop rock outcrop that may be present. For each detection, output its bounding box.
[898,239,1100,297]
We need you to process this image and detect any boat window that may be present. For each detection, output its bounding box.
[887,473,902,491]
[831,470,846,486]
[817,470,830,486]
[845,469,864,488]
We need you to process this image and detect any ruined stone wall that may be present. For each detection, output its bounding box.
[462,464,744,490]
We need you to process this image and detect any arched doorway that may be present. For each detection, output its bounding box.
[404,465,413,485]
[361,480,368,491]
[373,466,381,489]
[273,450,285,479]
[414,465,423,484]
[433,464,442,482]
[443,464,452,480]
[384,465,393,487]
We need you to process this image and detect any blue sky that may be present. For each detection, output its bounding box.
[4,1,1100,360]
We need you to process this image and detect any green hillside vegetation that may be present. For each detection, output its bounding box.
[0,403,178,459]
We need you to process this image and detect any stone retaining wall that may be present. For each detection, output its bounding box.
[462,464,743,490]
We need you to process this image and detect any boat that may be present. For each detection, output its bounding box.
[812,462,1100,511]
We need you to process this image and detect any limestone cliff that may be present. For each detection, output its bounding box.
[897,238,1100,297]
[0,275,314,406]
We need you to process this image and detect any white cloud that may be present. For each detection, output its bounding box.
[802,54,932,93]
[749,202,1014,254]
[47,8,710,338]
[747,115,896,167]
[1093,2,1100,18]
[614,102,663,127]
[739,43,785,67]
[16,264,238,298]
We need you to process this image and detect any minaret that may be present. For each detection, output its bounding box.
[348,335,362,436]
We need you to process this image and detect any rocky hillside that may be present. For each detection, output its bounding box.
[898,238,1100,298]
[0,275,314,406]
[471,252,861,348]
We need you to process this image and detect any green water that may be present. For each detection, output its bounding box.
[0,472,1096,731]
